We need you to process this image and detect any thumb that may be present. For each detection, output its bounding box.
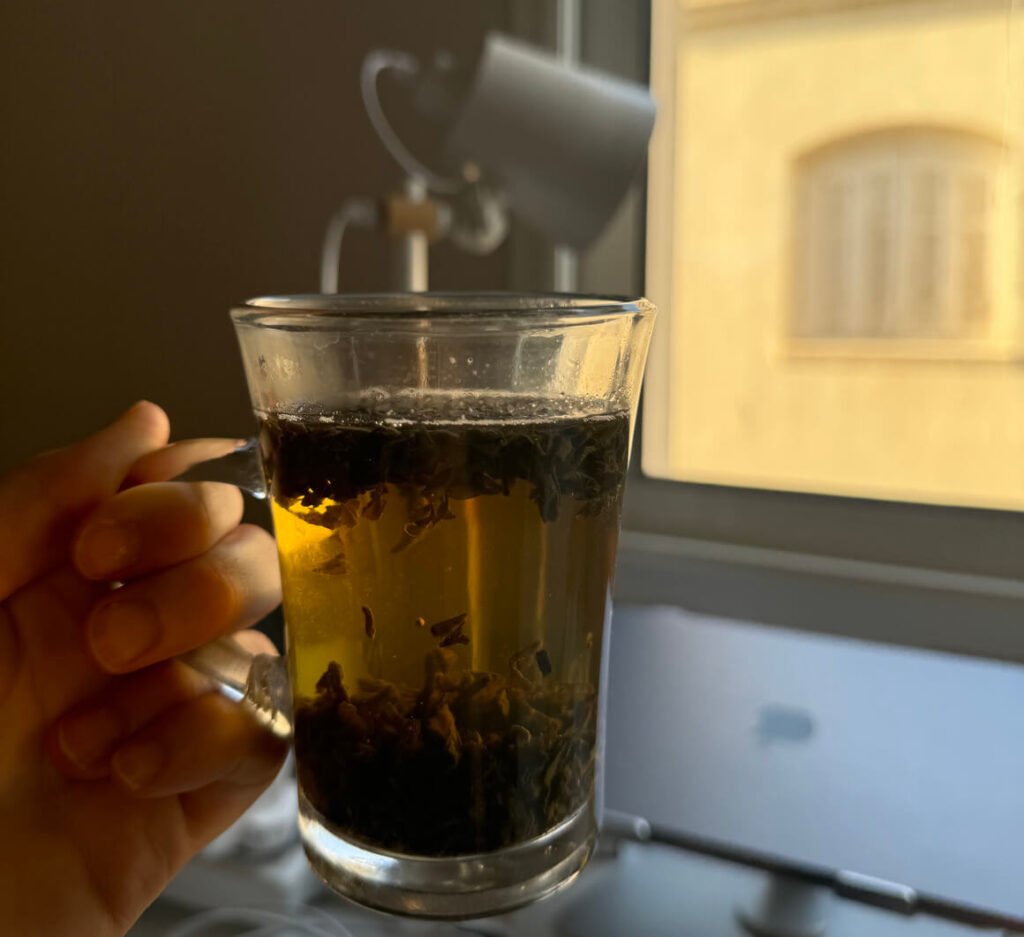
[0,401,170,599]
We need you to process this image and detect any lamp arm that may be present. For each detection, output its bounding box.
[361,50,463,195]
[319,197,379,294]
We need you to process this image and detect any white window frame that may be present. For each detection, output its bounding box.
[610,0,1024,666]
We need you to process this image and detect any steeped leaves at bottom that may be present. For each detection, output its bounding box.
[294,650,597,856]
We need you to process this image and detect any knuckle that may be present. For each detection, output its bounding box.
[194,482,244,535]
[189,525,279,626]
[226,523,279,565]
[242,527,283,595]
[191,553,242,622]
[235,629,278,657]
[184,482,218,543]
[235,522,275,547]
[123,448,167,487]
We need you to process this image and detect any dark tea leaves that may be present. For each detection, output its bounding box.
[259,405,629,524]
[429,612,468,638]
[294,656,596,856]
[262,401,624,858]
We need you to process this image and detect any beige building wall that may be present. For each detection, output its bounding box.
[647,0,1024,508]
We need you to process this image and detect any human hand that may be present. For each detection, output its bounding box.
[0,402,286,936]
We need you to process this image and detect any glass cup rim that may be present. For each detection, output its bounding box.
[231,291,654,332]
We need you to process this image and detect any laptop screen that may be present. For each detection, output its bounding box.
[603,605,1024,921]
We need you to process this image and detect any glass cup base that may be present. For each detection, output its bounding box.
[298,791,596,920]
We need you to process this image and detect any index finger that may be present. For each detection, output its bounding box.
[125,438,248,487]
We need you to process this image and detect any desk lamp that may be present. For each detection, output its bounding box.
[319,32,656,292]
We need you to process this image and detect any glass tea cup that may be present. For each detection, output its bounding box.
[187,293,655,919]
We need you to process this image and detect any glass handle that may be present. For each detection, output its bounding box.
[181,636,292,738]
[176,437,268,499]
[173,438,291,737]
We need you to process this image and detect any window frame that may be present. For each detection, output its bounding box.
[609,0,1024,665]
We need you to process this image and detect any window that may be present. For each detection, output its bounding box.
[592,5,1024,923]
[641,0,1024,511]
[793,127,1004,346]
[618,0,1024,663]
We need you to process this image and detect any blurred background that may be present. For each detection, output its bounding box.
[4,1,1024,935]
[0,0,645,465]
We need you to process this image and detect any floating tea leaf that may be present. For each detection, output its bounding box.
[429,613,466,637]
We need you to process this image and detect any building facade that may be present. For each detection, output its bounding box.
[647,0,1024,508]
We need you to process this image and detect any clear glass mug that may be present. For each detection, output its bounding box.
[187,293,655,918]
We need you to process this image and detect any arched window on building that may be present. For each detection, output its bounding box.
[792,127,1007,343]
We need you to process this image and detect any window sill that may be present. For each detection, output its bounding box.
[614,528,1024,665]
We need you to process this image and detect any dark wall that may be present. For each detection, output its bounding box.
[0,1,533,466]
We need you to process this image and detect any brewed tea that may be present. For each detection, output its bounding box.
[260,398,628,857]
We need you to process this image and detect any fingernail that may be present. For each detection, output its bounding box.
[120,400,153,421]
[112,741,163,791]
[78,519,139,577]
[88,600,161,672]
[58,707,123,770]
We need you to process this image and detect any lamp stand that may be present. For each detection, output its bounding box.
[395,175,430,291]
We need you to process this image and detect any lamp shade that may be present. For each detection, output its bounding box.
[444,34,656,250]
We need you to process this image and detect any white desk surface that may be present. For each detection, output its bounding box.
[131,842,985,937]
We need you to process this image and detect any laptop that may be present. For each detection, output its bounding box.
[602,605,1024,924]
